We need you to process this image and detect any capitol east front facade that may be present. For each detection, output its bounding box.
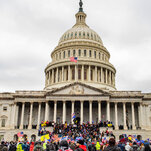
[0,1,151,141]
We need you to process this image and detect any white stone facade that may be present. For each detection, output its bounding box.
[0,3,151,141]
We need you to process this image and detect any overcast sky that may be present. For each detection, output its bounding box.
[0,0,151,93]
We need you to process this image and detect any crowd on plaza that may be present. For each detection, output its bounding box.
[0,121,151,151]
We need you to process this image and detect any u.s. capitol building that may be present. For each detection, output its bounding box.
[0,1,151,141]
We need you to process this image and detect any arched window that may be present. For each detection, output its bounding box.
[72,69,75,80]
[94,51,96,58]
[87,33,89,38]
[73,50,76,57]
[78,69,81,80]
[84,50,87,56]
[63,51,66,58]
[79,49,81,57]
[59,52,61,59]
[89,50,92,57]
[68,50,70,57]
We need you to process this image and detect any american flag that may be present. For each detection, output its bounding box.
[17,132,24,137]
[70,57,78,63]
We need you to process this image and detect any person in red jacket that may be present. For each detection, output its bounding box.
[30,142,34,151]
[76,140,87,151]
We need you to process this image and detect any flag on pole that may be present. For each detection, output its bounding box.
[72,113,76,119]
[70,57,78,63]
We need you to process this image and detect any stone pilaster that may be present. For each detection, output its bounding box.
[95,66,97,82]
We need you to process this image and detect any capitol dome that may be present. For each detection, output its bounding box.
[44,1,116,91]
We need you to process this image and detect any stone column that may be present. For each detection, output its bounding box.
[54,101,57,123]
[52,69,54,84]
[106,69,108,84]
[75,65,78,81]
[71,101,75,124]
[115,102,118,130]
[56,67,58,83]
[28,102,33,129]
[89,101,92,124]
[49,71,51,85]
[45,101,49,121]
[139,103,143,129]
[95,66,97,82]
[19,102,25,129]
[62,66,64,82]
[68,65,71,81]
[63,101,66,124]
[109,71,111,84]
[80,101,84,125]
[82,65,84,81]
[12,103,17,129]
[106,101,110,121]
[37,102,41,129]
[123,102,127,130]
[131,102,136,130]
[88,65,91,81]
[98,101,101,122]
[101,67,104,83]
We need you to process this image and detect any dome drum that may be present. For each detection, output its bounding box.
[44,63,116,91]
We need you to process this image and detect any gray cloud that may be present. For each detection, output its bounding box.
[0,0,151,93]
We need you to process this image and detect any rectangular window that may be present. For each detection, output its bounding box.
[99,53,101,59]
[68,50,70,57]
[89,50,91,57]
[94,51,96,58]
[79,50,81,56]
[78,69,81,80]
[59,52,61,59]
[63,51,66,58]
[84,50,87,56]
[73,50,76,57]
[91,69,93,81]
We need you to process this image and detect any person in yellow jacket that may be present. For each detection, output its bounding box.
[43,142,47,151]
[96,141,101,151]
[17,142,23,151]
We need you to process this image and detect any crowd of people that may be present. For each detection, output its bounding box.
[0,122,151,151]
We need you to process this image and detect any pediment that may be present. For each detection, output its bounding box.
[47,82,110,96]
